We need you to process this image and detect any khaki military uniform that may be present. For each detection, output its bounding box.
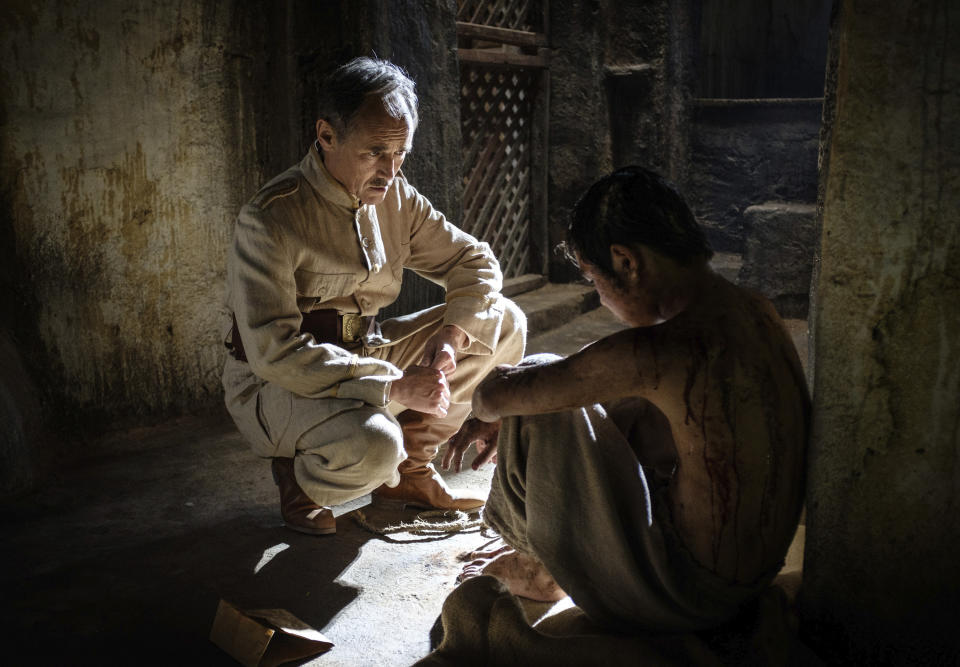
[222,145,526,506]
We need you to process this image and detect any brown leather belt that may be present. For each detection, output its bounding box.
[230,310,366,363]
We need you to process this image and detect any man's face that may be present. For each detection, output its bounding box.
[578,258,631,323]
[316,96,414,205]
[577,251,653,327]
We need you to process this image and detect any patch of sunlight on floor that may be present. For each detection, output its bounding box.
[254,542,290,574]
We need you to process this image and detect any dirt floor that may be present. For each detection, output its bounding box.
[2,304,809,665]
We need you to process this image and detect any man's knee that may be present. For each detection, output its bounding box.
[358,410,407,474]
[297,407,404,476]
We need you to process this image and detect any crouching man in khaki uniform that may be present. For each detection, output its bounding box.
[222,57,526,535]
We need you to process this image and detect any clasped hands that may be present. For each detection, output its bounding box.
[389,325,510,472]
[387,324,467,417]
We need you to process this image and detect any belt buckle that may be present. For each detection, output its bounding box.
[341,313,363,343]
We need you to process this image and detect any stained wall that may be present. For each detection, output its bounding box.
[547,0,684,283]
[801,0,960,662]
[0,1,459,492]
[1,1,261,437]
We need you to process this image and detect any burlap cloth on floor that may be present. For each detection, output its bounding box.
[416,575,821,667]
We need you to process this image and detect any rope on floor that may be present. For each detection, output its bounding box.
[351,508,484,536]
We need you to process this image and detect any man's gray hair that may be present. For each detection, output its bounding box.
[317,57,419,137]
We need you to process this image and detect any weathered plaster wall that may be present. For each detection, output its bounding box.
[546,1,613,283]
[0,2,262,429]
[801,1,960,662]
[547,0,684,282]
[0,1,460,487]
[0,330,42,494]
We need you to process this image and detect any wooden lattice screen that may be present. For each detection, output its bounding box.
[460,66,536,277]
[457,0,548,279]
[456,0,542,31]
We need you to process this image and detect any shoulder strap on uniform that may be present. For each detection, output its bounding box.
[252,177,300,209]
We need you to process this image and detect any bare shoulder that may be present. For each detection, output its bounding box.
[712,279,807,384]
[597,277,806,420]
[684,277,800,354]
[665,276,810,581]
[559,318,703,408]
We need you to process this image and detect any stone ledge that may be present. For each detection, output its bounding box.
[740,201,817,319]
[513,283,600,337]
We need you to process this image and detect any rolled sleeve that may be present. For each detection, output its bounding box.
[336,374,395,406]
[444,293,507,354]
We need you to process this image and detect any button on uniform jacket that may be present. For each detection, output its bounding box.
[224,144,507,407]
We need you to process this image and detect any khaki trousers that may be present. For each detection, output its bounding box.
[224,299,525,506]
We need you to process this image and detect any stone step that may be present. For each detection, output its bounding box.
[502,273,547,297]
[709,251,743,283]
[527,305,627,357]
[740,200,816,319]
[512,281,600,337]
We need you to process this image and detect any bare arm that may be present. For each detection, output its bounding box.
[472,327,681,421]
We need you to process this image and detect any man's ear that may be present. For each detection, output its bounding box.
[316,119,337,151]
[610,244,643,282]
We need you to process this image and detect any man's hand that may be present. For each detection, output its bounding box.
[442,417,502,472]
[389,366,451,417]
[419,324,468,376]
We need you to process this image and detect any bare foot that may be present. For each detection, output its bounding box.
[458,539,567,602]
[457,537,513,563]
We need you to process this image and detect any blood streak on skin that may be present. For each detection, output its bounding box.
[717,349,743,575]
[687,335,739,571]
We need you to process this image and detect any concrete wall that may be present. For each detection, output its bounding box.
[687,100,822,253]
[0,1,459,490]
[693,0,831,98]
[0,1,261,430]
[800,0,960,663]
[545,1,613,283]
[547,0,685,283]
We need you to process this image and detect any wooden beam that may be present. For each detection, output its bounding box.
[605,63,657,77]
[456,21,547,48]
[458,48,549,69]
[692,97,825,107]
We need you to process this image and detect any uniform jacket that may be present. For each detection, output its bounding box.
[224,144,506,408]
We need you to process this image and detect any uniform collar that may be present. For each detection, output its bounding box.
[302,141,362,211]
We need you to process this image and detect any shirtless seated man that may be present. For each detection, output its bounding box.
[442,166,810,632]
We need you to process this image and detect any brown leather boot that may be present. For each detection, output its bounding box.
[271,457,336,535]
[371,463,485,512]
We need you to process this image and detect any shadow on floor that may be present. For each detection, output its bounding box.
[0,413,391,664]
[4,510,376,663]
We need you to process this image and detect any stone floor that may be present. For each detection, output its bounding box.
[2,285,810,666]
